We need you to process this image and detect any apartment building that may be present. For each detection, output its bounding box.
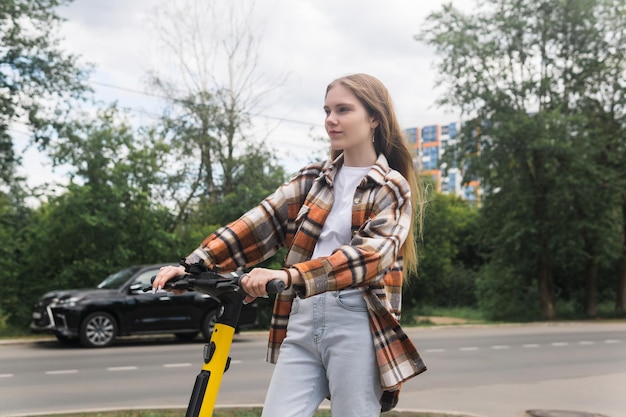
[404,122,480,204]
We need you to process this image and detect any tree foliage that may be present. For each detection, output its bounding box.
[0,187,32,329]
[0,0,90,185]
[145,0,287,232]
[418,0,626,318]
[407,191,482,309]
[0,0,92,331]
[3,108,185,327]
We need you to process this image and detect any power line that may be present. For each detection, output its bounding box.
[5,80,324,146]
[249,112,322,127]
[90,80,323,128]
[91,80,170,100]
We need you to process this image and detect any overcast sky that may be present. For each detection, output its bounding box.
[18,0,475,190]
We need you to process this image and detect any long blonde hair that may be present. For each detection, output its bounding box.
[326,73,424,275]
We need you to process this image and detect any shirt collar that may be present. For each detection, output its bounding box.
[318,153,391,188]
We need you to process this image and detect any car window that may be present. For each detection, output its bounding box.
[98,266,143,289]
[132,269,160,289]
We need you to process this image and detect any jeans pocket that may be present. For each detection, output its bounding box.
[335,289,368,312]
[290,297,300,315]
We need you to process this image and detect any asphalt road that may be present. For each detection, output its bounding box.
[1,321,625,417]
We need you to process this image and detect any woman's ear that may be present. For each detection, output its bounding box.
[370,116,380,129]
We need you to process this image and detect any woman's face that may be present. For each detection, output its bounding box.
[324,84,378,160]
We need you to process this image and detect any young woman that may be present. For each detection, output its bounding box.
[153,73,427,416]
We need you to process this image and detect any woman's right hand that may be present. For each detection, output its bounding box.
[151,265,187,293]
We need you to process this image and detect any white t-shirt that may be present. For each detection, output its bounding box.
[312,165,371,258]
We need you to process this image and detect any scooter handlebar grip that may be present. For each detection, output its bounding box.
[266,279,285,294]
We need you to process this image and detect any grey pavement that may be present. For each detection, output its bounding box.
[2,321,624,417]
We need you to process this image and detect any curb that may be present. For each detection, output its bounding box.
[524,411,611,417]
[1,405,488,417]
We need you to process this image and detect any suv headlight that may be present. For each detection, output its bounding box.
[51,296,84,307]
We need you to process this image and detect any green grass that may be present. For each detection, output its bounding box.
[401,306,490,326]
[415,306,487,321]
[407,305,626,325]
[23,409,472,417]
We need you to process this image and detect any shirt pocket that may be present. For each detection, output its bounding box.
[292,204,311,241]
[295,204,310,226]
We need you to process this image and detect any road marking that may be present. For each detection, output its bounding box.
[46,370,78,375]
[164,363,192,368]
[0,374,14,378]
[108,366,138,371]
[416,340,618,353]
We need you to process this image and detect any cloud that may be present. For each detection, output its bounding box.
[21,0,473,187]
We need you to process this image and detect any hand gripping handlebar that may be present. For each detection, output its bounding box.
[144,259,285,300]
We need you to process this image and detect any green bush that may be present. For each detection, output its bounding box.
[476,261,541,321]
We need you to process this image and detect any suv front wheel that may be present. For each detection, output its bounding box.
[80,311,118,348]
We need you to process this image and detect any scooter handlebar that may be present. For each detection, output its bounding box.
[146,270,285,296]
[265,278,286,294]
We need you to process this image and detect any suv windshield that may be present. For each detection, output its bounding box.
[97,266,143,289]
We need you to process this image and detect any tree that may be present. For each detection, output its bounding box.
[1,1,91,315]
[581,0,626,313]
[5,107,185,327]
[0,0,92,329]
[50,105,172,197]
[0,186,33,331]
[418,0,626,319]
[405,191,482,309]
[201,145,287,225]
[0,0,90,186]
[145,0,286,231]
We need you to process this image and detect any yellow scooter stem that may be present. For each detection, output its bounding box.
[185,291,243,417]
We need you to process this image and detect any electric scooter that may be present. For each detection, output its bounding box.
[146,260,285,417]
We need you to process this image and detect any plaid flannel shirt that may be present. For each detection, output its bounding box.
[185,153,426,411]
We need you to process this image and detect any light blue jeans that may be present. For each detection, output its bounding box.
[262,289,382,417]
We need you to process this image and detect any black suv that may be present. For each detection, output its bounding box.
[30,263,258,348]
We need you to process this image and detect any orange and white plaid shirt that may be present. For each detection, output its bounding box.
[185,153,426,411]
